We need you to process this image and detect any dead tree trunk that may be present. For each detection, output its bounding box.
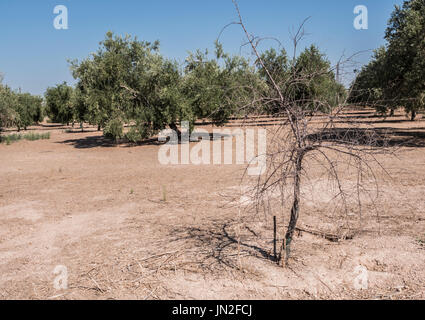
[281,151,304,265]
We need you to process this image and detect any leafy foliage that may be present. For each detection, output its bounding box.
[182,41,264,124]
[293,45,346,112]
[0,84,18,130]
[45,82,74,124]
[103,118,124,142]
[350,0,425,120]
[257,45,345,115]
[70,33,265,141]
[349,47,389,112]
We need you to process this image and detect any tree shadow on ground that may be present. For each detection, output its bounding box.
[59,135,169,149]
[63,129,99,134]
[59,135,117,148]
[2,124,67,133]
[59,132,234,149]
[168,220,275,271]
[308,127,425,148]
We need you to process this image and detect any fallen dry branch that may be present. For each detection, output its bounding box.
[294,226,354,242]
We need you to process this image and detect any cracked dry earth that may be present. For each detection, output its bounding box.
[0,112,425,300]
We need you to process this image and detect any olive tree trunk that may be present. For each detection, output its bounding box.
[169,122,182,140]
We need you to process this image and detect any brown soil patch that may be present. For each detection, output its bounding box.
[0,110,424,300]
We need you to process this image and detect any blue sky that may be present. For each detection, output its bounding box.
[0,0,404,95]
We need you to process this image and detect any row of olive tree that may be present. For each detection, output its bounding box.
[0,75,44,132]
[258,45,346,116]
[66,32,265,141]
[349,0,425,120]
[43,31,344,142]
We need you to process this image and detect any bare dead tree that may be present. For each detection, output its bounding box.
[230,0,394,266]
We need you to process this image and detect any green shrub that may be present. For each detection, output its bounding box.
[104,118,124,142]
[1,132,50,145]
[125,127,142,143]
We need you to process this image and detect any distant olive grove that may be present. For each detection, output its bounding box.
[0,74,44,132]
[30,32,341,142]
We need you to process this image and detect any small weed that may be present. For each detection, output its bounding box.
[23,132,51,141]
[1,132,50,145]
[1,133,22,144]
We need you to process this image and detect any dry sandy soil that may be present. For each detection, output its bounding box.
[0,109,424,300]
